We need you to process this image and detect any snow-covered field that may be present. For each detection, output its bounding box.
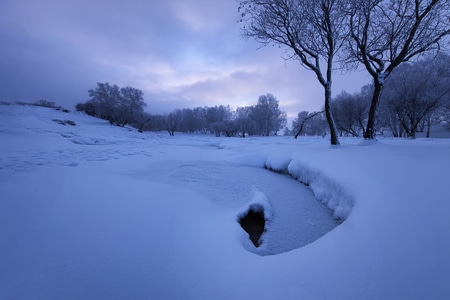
[1,104,450,299]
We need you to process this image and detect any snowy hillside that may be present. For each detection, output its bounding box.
[1,104,450,299]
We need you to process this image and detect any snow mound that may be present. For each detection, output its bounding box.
[265,154,292,173]
[266,156,354,220]
[237,189,275,254]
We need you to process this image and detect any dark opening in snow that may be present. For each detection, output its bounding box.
[239,209,266,247]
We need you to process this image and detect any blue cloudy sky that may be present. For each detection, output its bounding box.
[0,0,370,118]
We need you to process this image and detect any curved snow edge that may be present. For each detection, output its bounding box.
[236,188,274,223]
[265,156,354,220]
[236,189,275,255]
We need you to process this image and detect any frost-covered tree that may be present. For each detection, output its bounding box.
[292,111,327,137]
[331,91,369,136]
[75,101,96,116]
[438,97,450,130]
[347,0,450,139]
[116,86,146,127]
[162,109,182,136]
[204,105,233,131]
[87,82,120,122]
[381,54,450,138]
[86,82,146,126]
[132,112,152,133]
[239,0,349,145]
[179,108,199,133]
[235,106,256,137]
[250,94,286,135]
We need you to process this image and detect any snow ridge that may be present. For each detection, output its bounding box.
[265,156,354,220]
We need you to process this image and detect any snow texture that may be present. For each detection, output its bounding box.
[1,104,450,299]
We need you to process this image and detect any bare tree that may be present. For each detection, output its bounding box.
[239,0,348,145]
[133,112,152,133]
[347,0,450,139]
[293,110,325,138]
[331,91,369,136]
[162,110,182,136]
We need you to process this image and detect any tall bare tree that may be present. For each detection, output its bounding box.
[347,0,450,139]
[238,0,348,145]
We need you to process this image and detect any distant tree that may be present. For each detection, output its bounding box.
[283,126,293,136]
[179,108,198,133]
[132,112,152,133]
[86,82,146,126]
[235,117,256,137]
[206,105,232,127]
[239,0,349,145]
[209,121,224,137]
[235,106,256,137]
[209,120,238,137]
[192,107,209,133]
[116,86,146,126]
[438,97,450,130]
[377,96,404,137]
[87,82,120,123]
[222,120,238,137]
[381,54,450,138]
[34,99,56,108]
[347,0,450,139]
[331,91,369,136]
[75,101,96,116]
[146,114,165,132]
[251,94,286,135]
[293,111,326,138]
[162,109,182,136]
[309,113,328,136]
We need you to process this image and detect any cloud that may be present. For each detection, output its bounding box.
[0,0,369,117]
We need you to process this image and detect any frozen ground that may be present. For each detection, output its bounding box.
[1,104,450,299]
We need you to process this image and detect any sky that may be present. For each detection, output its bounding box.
[0,0,370,119]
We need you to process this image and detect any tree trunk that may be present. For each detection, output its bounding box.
[324,83,340,145]
[426,116,431,138]
[364,79,383,139]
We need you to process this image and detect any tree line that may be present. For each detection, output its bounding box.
[77,52,449,139]
[76,85,287,137]
[290,54,450,138]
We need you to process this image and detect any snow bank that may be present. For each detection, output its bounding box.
[265,154,292,173]
[265,155,354,220]
[237,188,275,220]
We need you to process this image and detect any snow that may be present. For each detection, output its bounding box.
[1,104,450,299]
